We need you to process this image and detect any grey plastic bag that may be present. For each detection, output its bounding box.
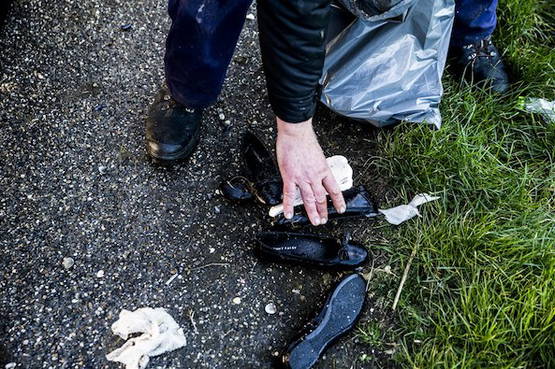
[339,0,414,21]
[320,0,455,128]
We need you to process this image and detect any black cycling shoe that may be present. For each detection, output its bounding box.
[274,185,379,226]
[450,36,510,94]
[242,131,282,205]
[145,89,203,162]
[280,274,366,369]
[255,232,368,269]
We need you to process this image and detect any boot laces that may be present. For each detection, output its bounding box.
[161,94,195,113]
[463,37,497,61]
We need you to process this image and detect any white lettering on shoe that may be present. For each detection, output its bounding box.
[273,246,298,251]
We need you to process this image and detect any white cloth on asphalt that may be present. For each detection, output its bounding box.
[379,193,440,225]
[269,155,353,217]
[106,307,186,369]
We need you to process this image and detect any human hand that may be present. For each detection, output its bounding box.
[276,117,346,226]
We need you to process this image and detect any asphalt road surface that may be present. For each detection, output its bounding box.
[0,1,392,368]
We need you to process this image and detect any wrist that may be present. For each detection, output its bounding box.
[276,116,313,137]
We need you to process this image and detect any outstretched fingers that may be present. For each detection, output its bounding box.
[323,174,346,214]
[312,182,329,224]
[299,182,321,226]
[282,181,297,219]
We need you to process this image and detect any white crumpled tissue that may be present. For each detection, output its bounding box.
[379,194,440,225]
[520,97,555,123]
[269,155,353,217]
[106,307,186,369]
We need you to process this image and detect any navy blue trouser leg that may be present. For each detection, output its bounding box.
[452,0,498,47]
[164,0,252,109]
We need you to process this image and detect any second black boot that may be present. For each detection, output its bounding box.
[145,89,203,163]
[450,36,510,94]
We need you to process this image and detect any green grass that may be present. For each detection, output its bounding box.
[360,1,555,368]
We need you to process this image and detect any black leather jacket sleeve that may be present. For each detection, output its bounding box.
[257,0,331,123]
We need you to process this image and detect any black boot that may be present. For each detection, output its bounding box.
[145,89,203,162]
[450,36,510,93]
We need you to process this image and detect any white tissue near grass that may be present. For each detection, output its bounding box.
[379,194,440,225]
[106,307,186,369]
[521,97,555,123]
[269,155,353,217]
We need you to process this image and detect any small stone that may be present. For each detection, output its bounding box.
[218,113,225,121]
[98,165,107,174]
[96,270,105,278]
[223,120,231,127]
[232,297,241,305]
[234,55,248,64]
[214,206,221,214]
[5,364,16,369]
[94,103,106,112]
[209,247,216,254]
[246,13,255,20]
[265,303,277,315]
[120,24,133,31]
[62,257,74,270]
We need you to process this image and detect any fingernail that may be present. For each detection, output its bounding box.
[285,212,293,219]
[321,217,327,224]
[339,206,346,214]
[313,217,320,226]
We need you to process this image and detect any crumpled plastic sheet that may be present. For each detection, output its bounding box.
[269,155,353,217]
[106,307,186,369]
[519,97,555,123]
[379,194,440,225]
[321,0,455,128]
[339,0,414,22]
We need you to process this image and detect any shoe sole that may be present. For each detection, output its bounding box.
[146,125,201,164]
[286,274,366,369]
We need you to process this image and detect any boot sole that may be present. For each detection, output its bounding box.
[286,274,366,369]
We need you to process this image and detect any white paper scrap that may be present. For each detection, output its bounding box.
[379,194,440,225]
[269,155,353,217]
[106,307,186,369]
[522,97,555,123]
[165,273,178,286]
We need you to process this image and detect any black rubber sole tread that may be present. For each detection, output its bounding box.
[286,274,366,369]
